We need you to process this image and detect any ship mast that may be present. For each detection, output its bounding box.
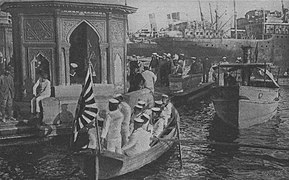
[209,3,213,26]
[215,3,218,31]
[233,0,237,39]
[198,0,204,29]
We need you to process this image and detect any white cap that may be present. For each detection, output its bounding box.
[155,100,163,105]
[222,56,227,59]
[137,101,146,107]
[152,107,161,112]
[237,57,242,60]
[134,118,144,123]
[113,94,122,98]
[70,63,78,68]
[162,94,169,98]
[109,99,119,104]
[134,105,143,109]
[191,57,196,59]
[141,114,150,121]
[167,53,171,57]
[152,53,157,55]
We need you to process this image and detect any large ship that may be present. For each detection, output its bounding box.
[130,2,289,73]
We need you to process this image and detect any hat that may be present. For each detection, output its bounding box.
[141,114,150,121]
[155,100,163,106]
[70,63,78,68]
[152,53,158,55]
[162,94,169,98]
[152,107,161,112]
[180,53,185,56]
[191,57,197,60]
[134,105,143,109]
[222,56,227,59]
[167,53,171,57]
[137,101,146,107]
[109,99,119,104]
[237,57,242,60]
[134,118,144,123]
[113,94,123,101]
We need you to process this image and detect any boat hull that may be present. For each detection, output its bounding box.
[73,107,179,179]
[212,86,279,129]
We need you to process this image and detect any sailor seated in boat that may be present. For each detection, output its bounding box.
[140,113,151,131]
[137,100,146,109]
[122,118,152,156]
[130,104,143,134]
[101,99,124,154]
[154,100,163,109]
[149,107,166,137]
[161,94,173,127]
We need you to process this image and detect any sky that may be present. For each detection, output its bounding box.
[126,0,289,32]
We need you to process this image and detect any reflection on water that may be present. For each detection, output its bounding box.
[1,87,289,179]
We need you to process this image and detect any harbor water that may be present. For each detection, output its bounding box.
[1,86,289,180]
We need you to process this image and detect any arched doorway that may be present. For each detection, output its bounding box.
[69,22,101,84]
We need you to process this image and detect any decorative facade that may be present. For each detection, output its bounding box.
[1,0,137,100]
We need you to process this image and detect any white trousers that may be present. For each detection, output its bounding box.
[31,95,49,113]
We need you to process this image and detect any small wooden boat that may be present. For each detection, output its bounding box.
[73,106,180,180]
[211,46,280,129]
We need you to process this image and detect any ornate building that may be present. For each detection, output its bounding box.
[0,10,12,66]
[1,0,137,98]
[1,0,137,126]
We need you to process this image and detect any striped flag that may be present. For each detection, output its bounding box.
[73,63,98,143]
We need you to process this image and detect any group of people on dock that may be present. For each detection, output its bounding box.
[0,51,51,123]
[128,52,215,92]
[84,93,173,156]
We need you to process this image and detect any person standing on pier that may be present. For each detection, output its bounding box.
[31,72,51,118]
[114,94,132,146]
[101,99,124,154]
[0,67,15,122]
[202,57,211,83]
[142,66,157,93]
[149,53,159,75]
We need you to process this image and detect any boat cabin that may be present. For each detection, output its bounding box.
[215,63,280,89]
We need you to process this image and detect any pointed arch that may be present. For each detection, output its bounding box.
[68,21,102,84]
[66,19,102,44]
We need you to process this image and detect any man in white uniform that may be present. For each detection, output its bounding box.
[141,66,157,93]
[114,94,132,146]
[31,72,51,118]
[122,118,152,156]
[101,99,124,154]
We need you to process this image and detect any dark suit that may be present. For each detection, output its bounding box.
[0,73,14,119]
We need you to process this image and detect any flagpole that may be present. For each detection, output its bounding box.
[88,60,102,154]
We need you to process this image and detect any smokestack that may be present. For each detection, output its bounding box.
[241,46,252,63]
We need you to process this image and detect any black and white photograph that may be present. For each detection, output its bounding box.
[0,0,288,179]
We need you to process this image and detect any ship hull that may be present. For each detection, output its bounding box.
[212,86,279,129]
[152,35,289,73]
